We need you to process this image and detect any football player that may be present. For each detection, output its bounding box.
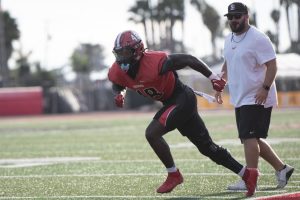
[108,30,252,194]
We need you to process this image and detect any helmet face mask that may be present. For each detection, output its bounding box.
[113,47,135,63]
[113,47,135,71]
[113,30,144,72]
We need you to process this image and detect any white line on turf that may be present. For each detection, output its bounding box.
[0,192,288,200]
[0,172,299,178]
[0,157,100,168]
[0,197,233,199]
[1,158,300,168]
[227,190,287,193]
[83,157,300,162]
[170,138,300,148]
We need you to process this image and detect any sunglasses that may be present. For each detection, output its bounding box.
[227,14,243,20]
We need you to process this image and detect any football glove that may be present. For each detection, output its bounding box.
[114,94,124,108]
[211,78,226,92]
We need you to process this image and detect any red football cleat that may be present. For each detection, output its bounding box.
[242,168,259,197]
[157,169,183,193]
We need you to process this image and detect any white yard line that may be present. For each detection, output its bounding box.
[0,157,100,164]
[90,157,300,162]
[0,196,235,199]
[0,172,299,178]
[170,138,300,148]
[0,157,100,168]
[1,157,300,168]
[0,191,289,200]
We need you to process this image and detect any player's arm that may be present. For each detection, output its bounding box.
[112,83,126,95]
[112,83,126,108]
[160,53,212,77]
[160,53,226,92]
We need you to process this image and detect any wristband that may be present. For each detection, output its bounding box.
[208,73,219,80]
[263,84,270,91]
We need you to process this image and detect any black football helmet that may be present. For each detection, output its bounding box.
[113,30,145,72]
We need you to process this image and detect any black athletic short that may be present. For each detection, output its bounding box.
[235,105,272,140]
[153,81,210,140]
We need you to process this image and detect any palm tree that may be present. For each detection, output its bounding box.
[291,0,300,53]
[128,0,185,52]
[128,0,153,48]
[280,0,292,47]
[155,0,185,52]
[190,0,220,59]
[271,9,280,52]
[279,0,300,53]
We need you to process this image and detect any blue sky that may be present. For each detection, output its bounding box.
[2,0,289,74]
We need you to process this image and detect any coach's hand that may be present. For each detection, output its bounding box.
[114,94,124,108]
[255,87,268,105]
[211,78,226,92]
[215,91,223,104]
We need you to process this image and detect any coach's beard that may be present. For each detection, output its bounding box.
[230,21,246,34]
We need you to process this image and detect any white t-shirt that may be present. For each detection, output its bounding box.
[223,26,278,108]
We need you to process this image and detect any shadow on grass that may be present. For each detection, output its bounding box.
[259,186,278,191]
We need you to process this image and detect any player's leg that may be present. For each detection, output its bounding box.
[149,85,198,193]
[179,112,258,196]
[148,103,185,193]
[146,119,183,194]
[145,119,175,169]
[178,112,244,175]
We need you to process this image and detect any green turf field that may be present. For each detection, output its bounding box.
[0,109,299,199]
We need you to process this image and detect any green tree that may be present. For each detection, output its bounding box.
[70,43,106,95]
[11,49,55,89]
[3,12,19,62]
[71,43,105,73]
[0,8,20,86]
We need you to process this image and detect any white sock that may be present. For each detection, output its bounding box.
[238,166,246,177]
[167,166,177,173]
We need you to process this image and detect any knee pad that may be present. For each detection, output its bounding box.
[197,141,231,165]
